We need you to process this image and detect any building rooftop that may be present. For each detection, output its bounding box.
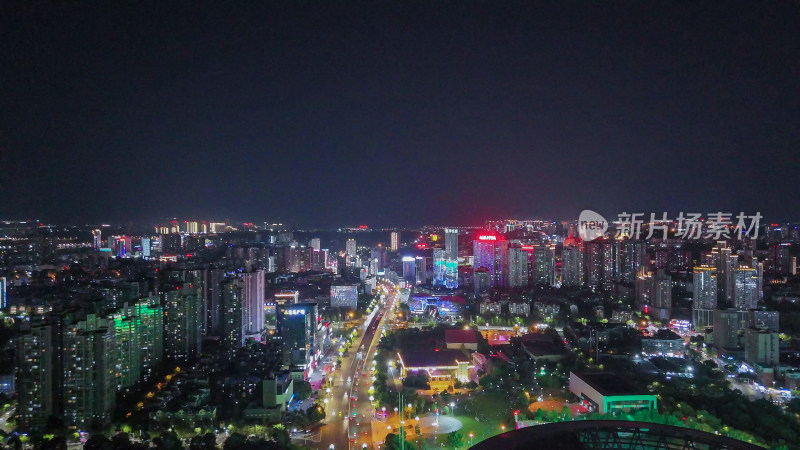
[399,349,469,368]
[445,329,478,344]
[572,372,648,397]
[645,329,682,341]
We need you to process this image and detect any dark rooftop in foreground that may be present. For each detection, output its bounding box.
[398,349,469,368]
[572,372,647,396]
[445,329,477,344]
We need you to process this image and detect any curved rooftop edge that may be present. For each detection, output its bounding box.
[470,420,764,450]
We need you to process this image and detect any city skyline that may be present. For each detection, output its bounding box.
[2,2,800,226]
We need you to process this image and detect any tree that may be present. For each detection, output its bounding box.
[154,431,183,450]
[84,434,113,450]
[222,433,246,450]
[448,431,464,449]
[293,381,312,400]
[189,433,217,450]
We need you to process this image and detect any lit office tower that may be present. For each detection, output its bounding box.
[621,240,647,283]
[276,303,319,367]
[506,246,529,288]
[92,229,102,250]
[220,278,243,347]
[186,221,199,234]
[533,245,555,286]
[561,231,584,288]
[126,297,163,381]
[220,270,265,347]
[433,249,446,286]
[402,257,416,283]
[584,240,603,291]
[370,247,387,274]
[346,238,357,257]
[445,228,458,260]
[15,318,55,432]
[745,327,779,366]
[0,276,6,308]
[309,238,321,251]
[711,241,737,308]
[444,228,459,288]
[390,231,400,251]
[62,314,116,430]
[693,266,717,309]
[112,312,140,389]
[473,233,506,287]
[733,267,759,310]
[639,268,673,321]
[161,283,202,361]
[415,256,429,285]
[243,269,265,340]
[141,237,151,257]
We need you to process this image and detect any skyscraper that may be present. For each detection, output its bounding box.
[444,228,459,288]
[345,238,357,257]
[473,233,505,287]
[532,245,555,286]
[0,276,6,309]
[92,229,102,250]
[62,314,116,430]
[433,248,446,286]
[276,303,319,368]
[506,246,529,288]
[733,267,759,310]
[390,231,400,251]
[445,228,458,260]
[561,231,584,288]
[15,318,55,432]
[161,282,202,361]
[309,238,321,251]
[693,266,718,310]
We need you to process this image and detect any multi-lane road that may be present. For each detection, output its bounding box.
[316,284,401,450]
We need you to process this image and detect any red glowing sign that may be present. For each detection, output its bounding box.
[358,225,368,229]
[416,243,428,249]
[521,245,535,251]
[478,235,497,241]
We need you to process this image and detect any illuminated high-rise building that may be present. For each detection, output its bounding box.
[733,267,759,310]
[62,314,116,430]
[693,266,717,310]
[402,257,416,282]
[15,318,55,432]
[473,232,506,287]
[309,238,321,251]
[444,228,459,288]
[276,303,319,368]
[0,276,6,309]
[561,231,584,288]
[532,245,555,286]
[370,247,387,274]
[390,231,400,251]
[506,246,529,288]
[220,269,265,347]
[445,228,458,260]
[92,229,102,250]
[346,238,357,257]
[433,248,446,286]
[161,282,202,361]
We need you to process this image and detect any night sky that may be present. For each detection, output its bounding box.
[1,2,799,227]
